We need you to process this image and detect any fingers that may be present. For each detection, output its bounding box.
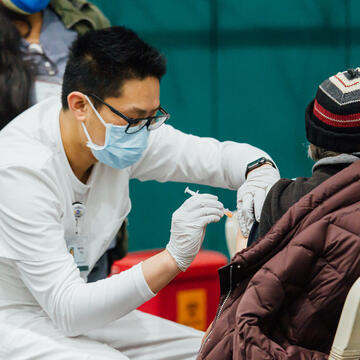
[169,192,224,272]
[199,214,222,227]
[177,207,223,228]
[237,211,252,237]
[240,193,254,221]
[184,193,222,211]
[237,192,254,237]
[175,192,225,229]
[186,193,224,222]
[253,188,265,222]
[198,199,224,211]
[194,207,224,219]
[191,193,218,201]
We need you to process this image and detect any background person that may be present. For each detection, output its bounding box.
[0,0,109,126]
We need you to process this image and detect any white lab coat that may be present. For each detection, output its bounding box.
[0,97,272,359]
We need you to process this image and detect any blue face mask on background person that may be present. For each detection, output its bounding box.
[82,95,149,169]
[2,0,51,14]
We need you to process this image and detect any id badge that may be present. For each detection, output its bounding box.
[67,235,89,272]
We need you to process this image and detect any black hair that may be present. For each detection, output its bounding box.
[61,26,167,109]
[0,5,33,129]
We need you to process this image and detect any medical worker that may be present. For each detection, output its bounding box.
[0,26,279,359]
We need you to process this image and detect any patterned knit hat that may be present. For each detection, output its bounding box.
[305,68,360,153]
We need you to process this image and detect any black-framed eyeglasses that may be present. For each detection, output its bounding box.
[87,93,170,134]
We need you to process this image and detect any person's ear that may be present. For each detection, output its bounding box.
[67,92,89,124]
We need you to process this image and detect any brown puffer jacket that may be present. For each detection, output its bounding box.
[198,160,360,360]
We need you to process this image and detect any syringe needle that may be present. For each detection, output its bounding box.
[223,208,233,218]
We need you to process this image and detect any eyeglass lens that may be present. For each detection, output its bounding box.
[126,109,168,133]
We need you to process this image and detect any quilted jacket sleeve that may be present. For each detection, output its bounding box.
[234,222,330,360]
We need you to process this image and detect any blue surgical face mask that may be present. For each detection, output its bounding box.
[82,95,149,169]
[2,0,51,14]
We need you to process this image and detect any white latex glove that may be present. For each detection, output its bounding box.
[237,165,280,237]
[166,193,224,271]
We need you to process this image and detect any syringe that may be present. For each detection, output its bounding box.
[184,186,233,218]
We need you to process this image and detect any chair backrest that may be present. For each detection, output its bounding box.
[329,277,360,360]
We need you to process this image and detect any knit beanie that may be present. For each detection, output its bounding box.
[305,68,360,153]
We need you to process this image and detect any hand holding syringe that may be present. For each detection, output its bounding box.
[184,186,233,218]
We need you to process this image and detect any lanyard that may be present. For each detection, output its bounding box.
[72,202,86,235]
[69,202,89,273]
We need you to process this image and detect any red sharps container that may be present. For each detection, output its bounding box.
[110,249,228,331]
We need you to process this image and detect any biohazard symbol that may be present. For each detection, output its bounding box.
[176,289,207,331]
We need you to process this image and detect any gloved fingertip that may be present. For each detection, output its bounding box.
[198,193,218,201]
[212,214,222,224]
[214,209,224,218]
[217,201,225,209]
[238,219,246,235]
[237,210,242,223]
[240,226,248,237]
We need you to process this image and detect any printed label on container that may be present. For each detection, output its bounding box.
[176,288,207,331]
